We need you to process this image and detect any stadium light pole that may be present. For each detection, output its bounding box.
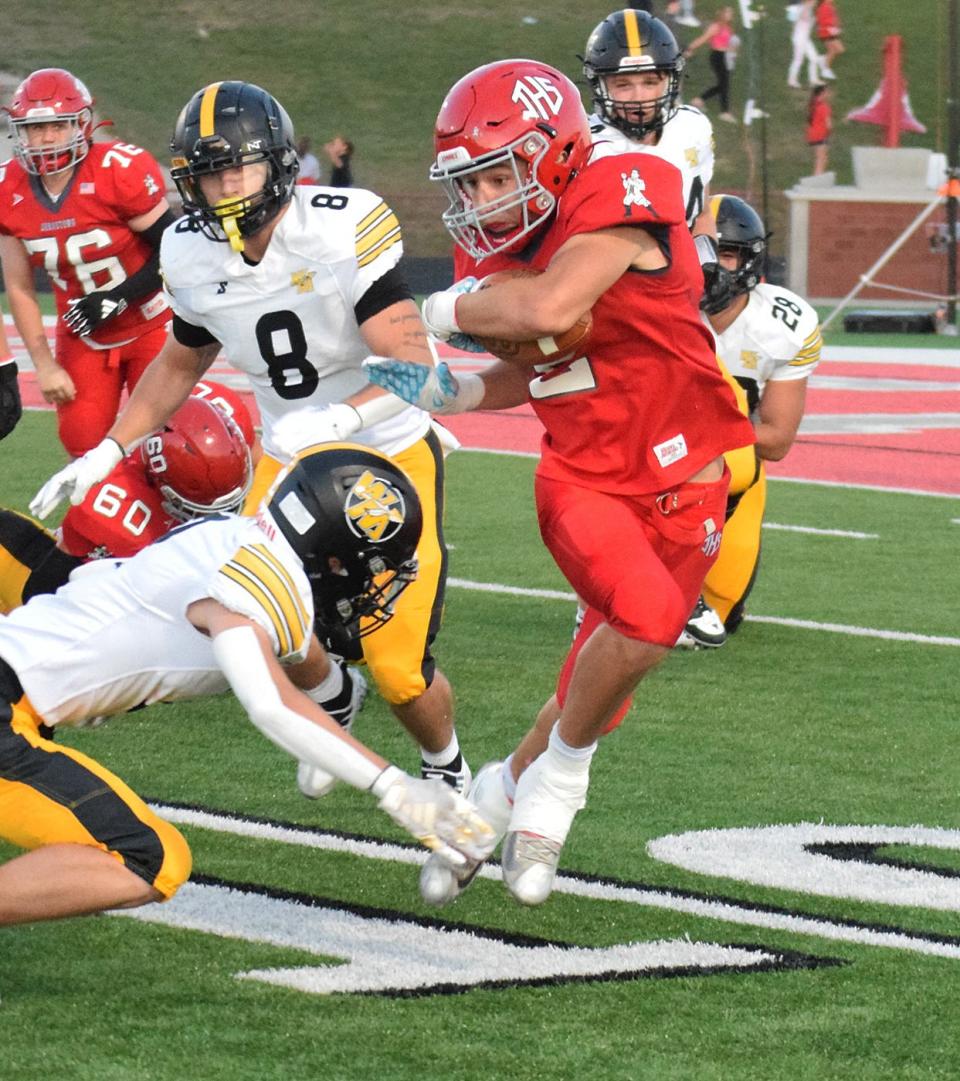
[946,0,959,332]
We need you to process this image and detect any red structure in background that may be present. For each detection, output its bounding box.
[847,35,927,147]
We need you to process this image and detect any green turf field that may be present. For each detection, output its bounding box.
[1,413,958,1080]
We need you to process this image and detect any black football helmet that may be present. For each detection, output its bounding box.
[581,9,684,140]
[264,444,422,643]
[709,194,769,308]
[170,81,299,248]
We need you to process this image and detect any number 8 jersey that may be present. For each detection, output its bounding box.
[160,186,429,460]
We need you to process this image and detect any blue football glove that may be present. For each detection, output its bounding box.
[362,358,484,415]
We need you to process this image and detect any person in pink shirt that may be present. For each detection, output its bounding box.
[685,6,738,122]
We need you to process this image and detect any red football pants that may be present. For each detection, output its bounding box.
[536,468,730,731]
[54,322,168,457]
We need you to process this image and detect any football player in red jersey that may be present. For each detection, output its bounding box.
[366,60,756,907]
[0,388,254,611]
[0,68,176,456]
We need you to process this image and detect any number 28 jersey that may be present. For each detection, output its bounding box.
[708,283,822,414]
[161,186,429,460]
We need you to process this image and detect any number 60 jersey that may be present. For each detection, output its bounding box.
[160,186,430,461]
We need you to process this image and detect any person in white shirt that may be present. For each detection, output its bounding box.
[0,444,495,925]
[698,194,822,633]
[31,81,469,798]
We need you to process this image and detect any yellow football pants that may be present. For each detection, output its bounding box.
[703,463,766,631]
[0,695,191,900]
[242,432,448,705]
[0,508,82,615]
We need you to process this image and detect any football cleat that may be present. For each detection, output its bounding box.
[419,760,512,906]
[501,751,588,906]
[420,751,471,794]
[501,832,564,907]
[676,596,727,649]
[297,661,369,799]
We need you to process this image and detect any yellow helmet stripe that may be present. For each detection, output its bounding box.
[623,8,642,55]
[199,82,223,138]
[709,193,725,220]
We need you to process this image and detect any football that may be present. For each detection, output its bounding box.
[471,268,593,366]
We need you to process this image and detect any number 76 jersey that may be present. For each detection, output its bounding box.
[160,186,429,460]
[709,283,822,412]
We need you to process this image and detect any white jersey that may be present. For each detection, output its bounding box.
[161,186,430,460]
[589,105,715,229]
[708,283,822,410]
[0,514,313,727]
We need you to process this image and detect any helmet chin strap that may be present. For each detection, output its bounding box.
[214,198,246,252]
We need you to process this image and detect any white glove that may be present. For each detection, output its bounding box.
[269,403,362,460]
[30,436,124,519]
[362,358,485,415]
[373,766,497,870]
[420,276,478,341]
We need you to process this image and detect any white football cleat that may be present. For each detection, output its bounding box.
[675,595,727,649]
[419,761,512,906]
[297,662,368,799]
[501,751,588,906]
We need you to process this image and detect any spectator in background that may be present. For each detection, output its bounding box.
[0,69,174,458]
[814,0,843,77]
[685,6,738,123]
[806,85,832,175]
[295,136,322,183]
[0,308,20,441]
[674,0,701,27]
[787,0,828,88]
[324,134,354,187]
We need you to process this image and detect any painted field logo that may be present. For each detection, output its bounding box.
[115,805,960,997]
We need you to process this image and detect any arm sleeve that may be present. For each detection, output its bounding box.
[172,313,219,348]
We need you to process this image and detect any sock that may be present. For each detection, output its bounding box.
[547,723,597,768]
[303,658,343,705]
[421,732,460,768]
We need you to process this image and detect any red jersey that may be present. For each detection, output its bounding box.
[0,140,170,347]
[59,459,175,560]
[806,99,832,143]
[815,0,840,39]
[457,154,755,495]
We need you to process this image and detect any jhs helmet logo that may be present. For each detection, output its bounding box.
[512,76,563,121]
[344,470,406,543]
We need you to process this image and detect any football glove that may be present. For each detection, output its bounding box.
[268,403,362,460]
[30,436,125,519]
[63,292,128,337]
[420,277,478,341]
[374,767,497,870]
[362,358,484,415]
[0,362,22,440]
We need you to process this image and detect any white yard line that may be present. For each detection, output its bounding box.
[447,577,960,647]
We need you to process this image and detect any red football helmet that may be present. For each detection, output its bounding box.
[431,59,591,261]
[189,379,257,450]
[140,397,253,521]
[4,68,94,176]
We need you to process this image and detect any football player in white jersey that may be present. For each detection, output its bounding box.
[582,9,736,647]
[0,445,495,925]
[699,194,822,633]
[30,82,468,795]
